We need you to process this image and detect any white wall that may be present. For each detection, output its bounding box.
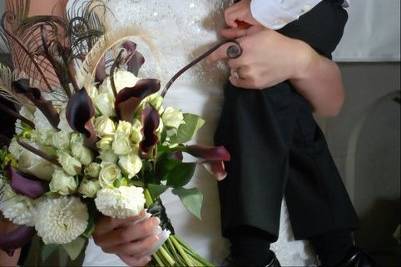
[334,0,401,62]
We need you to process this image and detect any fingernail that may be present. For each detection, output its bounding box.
[154,226,162,235]
[154,217,161,225]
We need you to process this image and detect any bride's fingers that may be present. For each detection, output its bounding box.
[229,74,255,89]
[221,27,247,39]
[94,214,143,237]
[95,217,160,249]
[118,254,152,267]
[108,235,160,257]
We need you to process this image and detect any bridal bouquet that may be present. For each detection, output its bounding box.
[0,1,233,266]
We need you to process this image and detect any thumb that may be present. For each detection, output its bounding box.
[220,27,247,39]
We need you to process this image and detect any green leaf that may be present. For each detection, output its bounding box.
[172,187,203,220]
[62,237,87,261]
[147,183,169,199]
[166,162,196,188]
[41,244,59,262]
[157,155,181,178]
[170,114,205,144]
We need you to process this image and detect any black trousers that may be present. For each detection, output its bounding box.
[215,0,359,241]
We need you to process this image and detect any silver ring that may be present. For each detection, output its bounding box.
[226,43,243,59]
[231,69,240,80]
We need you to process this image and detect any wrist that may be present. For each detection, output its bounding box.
[291,41,318,82]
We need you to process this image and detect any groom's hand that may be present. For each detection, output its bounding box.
[208,26,316,89]
[224,0,260,28]
[93,213,161,266]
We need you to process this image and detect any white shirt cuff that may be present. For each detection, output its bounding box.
[250,0,323,30]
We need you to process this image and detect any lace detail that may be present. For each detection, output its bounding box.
[66,0,318,265]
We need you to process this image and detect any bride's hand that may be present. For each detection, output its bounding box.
[208,26,316,89]
[93,213,161,266]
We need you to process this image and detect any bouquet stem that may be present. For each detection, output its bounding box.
[144,189,214,267]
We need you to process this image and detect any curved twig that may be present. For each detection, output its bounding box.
[161,40,242,97]
[16,138,61,167]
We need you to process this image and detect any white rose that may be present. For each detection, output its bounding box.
[162,107,184,129]
[94,93,115,117]
[112,121,133,155]
[97,136,114,151]
[130,119,143,144]
[35,197,88,244]
[52,131,71,150]
[50,169,77,195]
[112,135,132,155]
[99,162,121,188]
[84,162,101,178]
[78,179,101,198]
[118,153,142,179]
[33,129,56,147]
[116,121,132,135]
[95,186,145,219]
[70,133,84,145]
[143,93,164,113]
[57,151,82,176]
[98,150,118,163]
[94,116,116,137]
[71,143,93,166]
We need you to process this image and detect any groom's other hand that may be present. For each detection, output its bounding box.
[93,213,161,266]
[208,26,317,90]
[224,0,260,28]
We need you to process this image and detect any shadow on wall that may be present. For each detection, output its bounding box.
[347,91,401,266]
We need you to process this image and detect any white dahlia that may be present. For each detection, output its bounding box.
[0,184,35,226]
[95,186,145,219]
[35,197,88,244]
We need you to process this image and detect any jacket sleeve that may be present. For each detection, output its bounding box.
[250,0,322,30]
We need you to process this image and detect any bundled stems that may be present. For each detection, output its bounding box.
[144,189,214,267]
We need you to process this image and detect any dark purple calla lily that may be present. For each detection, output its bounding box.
[121,41,145,76]
[8,166,47,199]
[66,88,97,147]
[185,145,231,181]
[12,79,60,129]
[140,106,160,157]
[186,145,231,161]
[115,79,160,122]
[0,226,35,256]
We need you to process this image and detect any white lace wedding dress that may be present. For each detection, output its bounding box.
[68,0,318,266]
